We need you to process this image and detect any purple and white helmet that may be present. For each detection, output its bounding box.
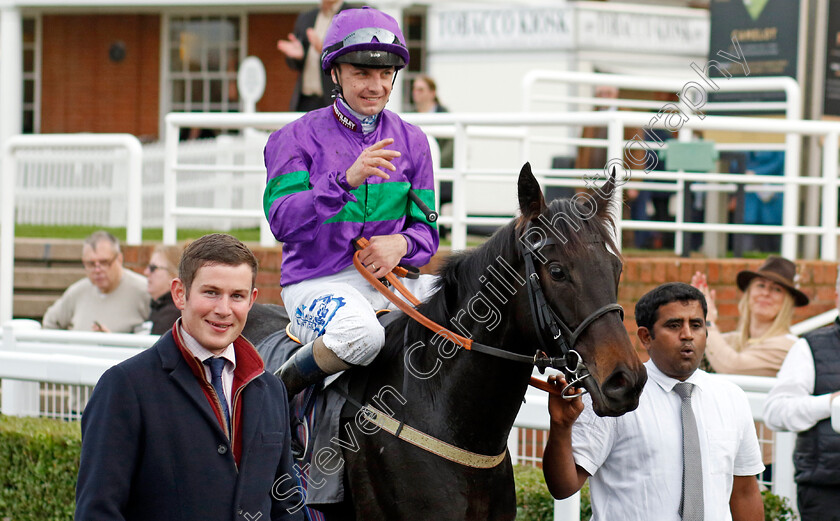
[321,7,409,71]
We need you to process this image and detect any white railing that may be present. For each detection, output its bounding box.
[0,134,143,325]
[161,110,840,260]
[520,71,803,259]
[0,322,154,418]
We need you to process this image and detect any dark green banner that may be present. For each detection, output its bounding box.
[708,0,800,107]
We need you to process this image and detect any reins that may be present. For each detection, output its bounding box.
[353,235,623,398]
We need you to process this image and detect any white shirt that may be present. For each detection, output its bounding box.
[763,337,835,432]
[571,360,764,521]
[179,323,236,413]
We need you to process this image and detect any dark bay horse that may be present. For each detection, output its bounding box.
[325,163,646,520]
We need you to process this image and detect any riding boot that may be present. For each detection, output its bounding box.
[276,337,351,397]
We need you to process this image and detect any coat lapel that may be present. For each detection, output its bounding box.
[157,332,228,437]
[238,378,267,463]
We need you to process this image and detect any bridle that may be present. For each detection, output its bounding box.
[353,230,624,398]
[520,231,624,398]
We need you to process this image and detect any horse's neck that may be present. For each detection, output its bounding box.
[400,321,535,455]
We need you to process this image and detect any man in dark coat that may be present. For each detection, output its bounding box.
[75,234,303,521]
[278,0,354,111]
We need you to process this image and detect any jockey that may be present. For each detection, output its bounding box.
[263,6,440,396]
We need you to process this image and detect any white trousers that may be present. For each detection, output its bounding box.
[282,265,438,366]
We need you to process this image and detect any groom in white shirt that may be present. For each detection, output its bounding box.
[542,282,764,521]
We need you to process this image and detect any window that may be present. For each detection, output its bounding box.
[402,8,427,109]
[23,16,40,134]
[165,14,244,115]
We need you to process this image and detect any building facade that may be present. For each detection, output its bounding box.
[0,0,709,143]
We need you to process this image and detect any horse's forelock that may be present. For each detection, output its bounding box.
[541,197,620,260]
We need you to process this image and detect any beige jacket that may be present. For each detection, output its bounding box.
[705,328,796,377]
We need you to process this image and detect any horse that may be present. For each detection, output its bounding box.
[287,162,647,521]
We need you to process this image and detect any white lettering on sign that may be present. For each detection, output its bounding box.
[428,5,574,52]
[577,9,708,55]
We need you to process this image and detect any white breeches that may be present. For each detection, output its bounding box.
[282,265,438,366]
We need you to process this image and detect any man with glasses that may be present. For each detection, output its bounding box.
[42,230,149,333]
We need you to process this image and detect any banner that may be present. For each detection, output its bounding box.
[708,0,800,107]
[825,0,840,116]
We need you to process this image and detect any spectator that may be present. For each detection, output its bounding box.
[763,265,840,521]
[75,233,302,521]
[278,0,353,112]
[144,244,183,335]
[411,74,447,114]
[543,282,764,521]
[742,151,784,253]
[411,74,452,169]
[42,230,149,333]
[264,7,439,397]
[691,256,808,376]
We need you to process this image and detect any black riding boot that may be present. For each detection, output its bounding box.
[276,338,351,397]
[275,341,328,398]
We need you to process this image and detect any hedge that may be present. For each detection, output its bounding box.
[0,415,80,521]
[0,417,800,521]
[514,464,797,521]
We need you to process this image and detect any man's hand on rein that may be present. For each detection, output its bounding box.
[358,234,408,279]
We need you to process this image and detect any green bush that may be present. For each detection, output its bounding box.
[0,415,80,520]
[762,489,797,521]
[514,464,556,521]
[515,463,796,521]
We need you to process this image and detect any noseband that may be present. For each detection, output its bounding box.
[520,232,623,398]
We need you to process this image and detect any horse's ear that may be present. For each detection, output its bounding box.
[593,166,617,219]
[518,162,547,221]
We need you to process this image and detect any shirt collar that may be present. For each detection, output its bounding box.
[335,98,379,134]
[644,359,708,394]
[178,321,236,369]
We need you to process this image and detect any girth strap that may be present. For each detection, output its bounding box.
[361,405,507,469]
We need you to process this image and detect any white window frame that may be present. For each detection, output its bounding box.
[22,14,41,134]
[159,11,247,138]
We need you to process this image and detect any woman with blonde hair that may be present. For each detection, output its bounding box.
[691,256,809,376]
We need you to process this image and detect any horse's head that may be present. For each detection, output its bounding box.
[515,163,646,416]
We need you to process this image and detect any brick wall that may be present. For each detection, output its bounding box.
[41,14,160,137]
[122,245,838,354]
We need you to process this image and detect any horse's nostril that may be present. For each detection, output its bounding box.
[602,370,633,398]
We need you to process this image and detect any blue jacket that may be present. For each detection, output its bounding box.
[263,101,439,286]
[75,329,304,521]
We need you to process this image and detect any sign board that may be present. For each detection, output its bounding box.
[428,4,574,52]
[825,0,840,116]
[708,0,800,107]
[237,56,266,112]
[576,7,708,56]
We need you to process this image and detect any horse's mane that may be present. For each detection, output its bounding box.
[420,196,619,325]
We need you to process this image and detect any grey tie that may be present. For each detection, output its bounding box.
[674,382,703,521]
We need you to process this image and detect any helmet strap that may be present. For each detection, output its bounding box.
[331,66,344,100]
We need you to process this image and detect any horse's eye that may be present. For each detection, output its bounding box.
[548,264,567,282]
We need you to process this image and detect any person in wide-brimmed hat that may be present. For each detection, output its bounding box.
[691,255,809,377]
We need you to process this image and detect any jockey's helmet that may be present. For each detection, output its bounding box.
[321,7,409,71]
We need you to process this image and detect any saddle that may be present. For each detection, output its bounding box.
[254,310,404,511]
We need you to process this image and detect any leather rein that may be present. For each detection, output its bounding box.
[353,233,624,398]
